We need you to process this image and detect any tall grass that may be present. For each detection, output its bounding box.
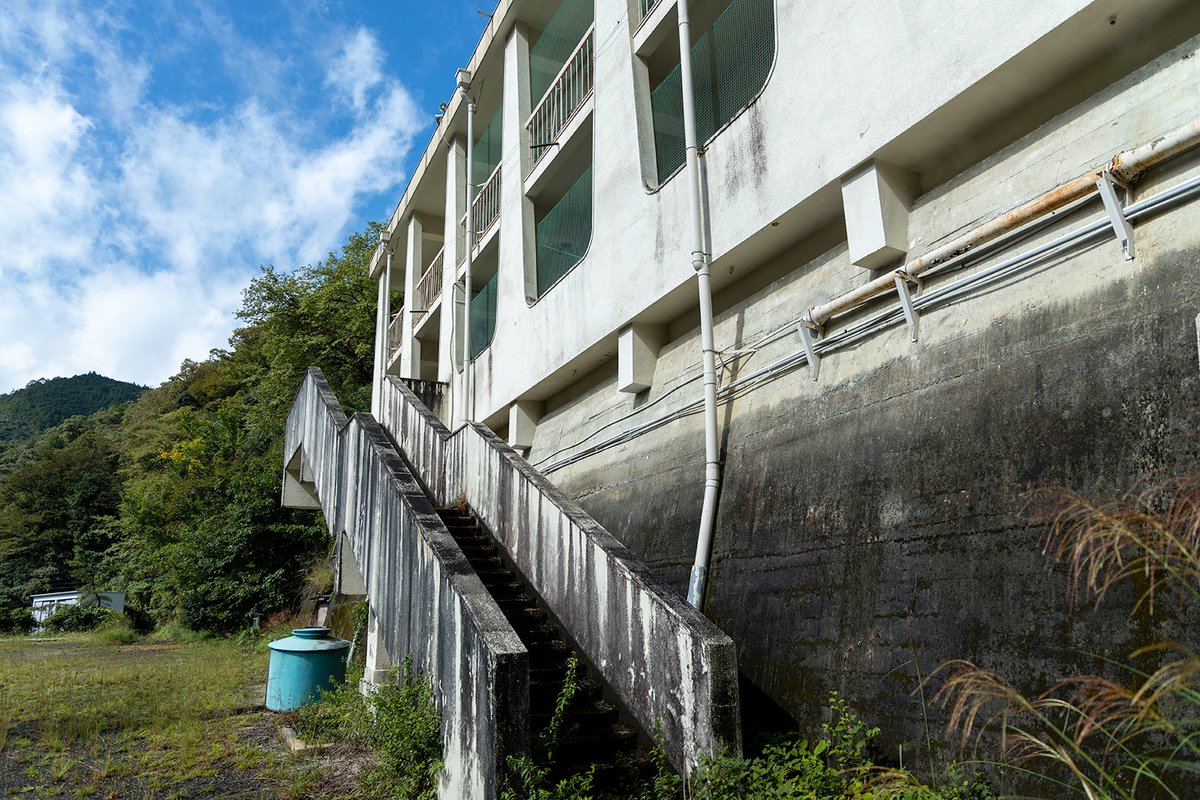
[932,476,1200,799]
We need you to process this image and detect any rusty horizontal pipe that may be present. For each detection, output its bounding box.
[806,116,1200,329]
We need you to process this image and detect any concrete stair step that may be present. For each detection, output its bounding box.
[434,506,647,786]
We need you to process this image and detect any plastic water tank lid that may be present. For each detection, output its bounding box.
[267,626,351,652]
[293,626,332,639]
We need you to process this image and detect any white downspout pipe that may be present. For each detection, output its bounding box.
[370,247,387,416]
[677,0,720,609]
[382,241,392,384]
[458,68,476,423]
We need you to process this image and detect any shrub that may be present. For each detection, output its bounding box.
[40,603,112,633]
[1,607,34,635]
[88,612,139,645]
[291,655,443,800]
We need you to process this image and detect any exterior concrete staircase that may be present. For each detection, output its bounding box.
[438,507,642,787]
[282,368,740,799]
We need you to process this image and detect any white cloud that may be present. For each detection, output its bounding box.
[68,266,247,385]
[0,79,98,278]
[0,2,427,394]
[325,27,384,112]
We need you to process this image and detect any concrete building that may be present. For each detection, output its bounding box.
[287,0,1200,796]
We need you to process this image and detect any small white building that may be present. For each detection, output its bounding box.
[31,591,126,628]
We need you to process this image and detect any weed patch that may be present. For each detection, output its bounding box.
[287,655,444,799]
[0,632,347,798]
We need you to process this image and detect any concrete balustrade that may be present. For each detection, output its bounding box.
[378,375,741,773]
[283,368,529,800]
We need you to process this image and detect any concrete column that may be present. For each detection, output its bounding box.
[400,214,423,379]
[840,160,920,270]
[362,606,392,686]
[501,23,539,306]
[370,276,387,414]
[439,136,467,384]
[382,242,392,375]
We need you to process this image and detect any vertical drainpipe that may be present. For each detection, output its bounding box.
[382,238,392,402]
[370,247,387,416]
[678,0,721,609]
[457,68,476,424]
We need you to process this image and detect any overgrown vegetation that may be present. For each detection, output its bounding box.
[0,223,392,635]
[288,655,445,799]
[0,632,283,796]
[495,657,994,800]
[933,476,1200,799]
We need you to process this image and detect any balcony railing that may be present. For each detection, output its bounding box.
[473,164,501,244]
[415,246,444,311]
[526,25,594,172]
[636,0,664,27]
[386,309,404,360]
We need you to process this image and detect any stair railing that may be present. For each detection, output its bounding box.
[284,368,529,800]
[378,376,742,774]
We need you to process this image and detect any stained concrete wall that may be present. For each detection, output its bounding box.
[284,369,529,800]
[527,33,1200,785]
[377,376,742,773]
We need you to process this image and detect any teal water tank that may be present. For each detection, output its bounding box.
[266,626,351,711]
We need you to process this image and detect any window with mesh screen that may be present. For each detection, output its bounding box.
[474,105,503,186]
[651,0,775,184]
[469,273,498,360]
[529,0,594,105]
[535,167,593,297]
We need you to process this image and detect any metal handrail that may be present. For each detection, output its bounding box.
[415,246,444,310]
[386,309,404,359]
[473,164,501,244]
[526,25,594,171]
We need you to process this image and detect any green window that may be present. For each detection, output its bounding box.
[474,105,503,186]
[651,0,775,184]
[469,274,497,360]
[529,0,594,105]
[535,167,593,297]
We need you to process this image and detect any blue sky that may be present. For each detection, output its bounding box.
[0,0,491,394]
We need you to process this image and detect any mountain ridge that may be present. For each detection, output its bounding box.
[0,372,148,442]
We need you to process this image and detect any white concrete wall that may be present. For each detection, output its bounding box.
[380,0,1198,430]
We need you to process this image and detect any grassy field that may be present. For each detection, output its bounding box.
[0,633,359,799]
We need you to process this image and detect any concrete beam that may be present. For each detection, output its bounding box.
[618,323,666,393]
[281,450,321,509]
[840,160,920,270]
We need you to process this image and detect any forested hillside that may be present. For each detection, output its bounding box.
[0,223,390,633]
[0,373,146,444]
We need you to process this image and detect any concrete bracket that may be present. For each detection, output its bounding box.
[618,323,666,393]
[894,273,920,343]
[1097,171,1135,261]
[796,322,821,381]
